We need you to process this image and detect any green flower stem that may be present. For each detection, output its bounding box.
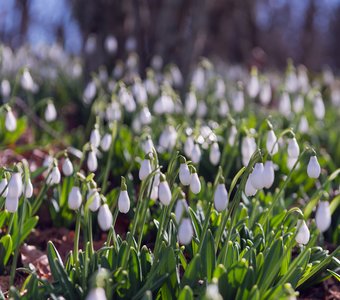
[7,213,15,235]
[88,212,94,256]
[73,210,81,266]
[10,197,27,286]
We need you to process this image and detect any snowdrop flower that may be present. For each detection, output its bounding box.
[245,173,257,197]
[68,186,82,210]
[24,179,33,198]
[315,201,331,232]
[299,116,309,134]
[21,69,38,92]
[295,220,310,245]
[185,91,197,115]
[287,137,299,158]
[8,172,23,198]
[100,133,112,152]
[307,155,321,178]
[5,196,19,213]
[139,155,152,180]
[1,79,11,98]
[241,136,257,166]
[86,287,107,300]
[83,81,96,104]
[106,101,121,121]
[190,167,201,194]
[139,106,152,125]
[5,108,17,132]
[228,126,237,146]
[179,156,191,186]
[90,127,101,148]
[105,35,118,54]
[87,150,98,172]
[293,94,304,114]
[266,130,278,155]
[214,178,229,212]
[85,34,97,54]
[210,142,221,166]
[98,204,113,231]
[0,178,8,197]
[287,156,299,170]
[247,67,260,98]
[262,160,275,189]
[184,136,194,158]
[142,136,154,154]
[43,154,54,169]
[178,218,193,245]
[250,163,265,190]
[175,195,188,223]
[158,174,172,206]
[191,143,201,164]
[118,177,130,213]
[87,189,101,212]
[219,100,229,117]
[279,92,291,118]
[45,100,57,122]
[313,93,325,120]
[159,125,177,151]
[259,80,272,105]
[233,82,244,112]
[62,157,74,176]
[205,283,223,300]
[47,164,61,185]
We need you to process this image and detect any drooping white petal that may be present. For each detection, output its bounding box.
[98,204,113,231]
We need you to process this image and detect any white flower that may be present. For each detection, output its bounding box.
[1,79,11,98]
[142,137,154,154]
[190,172,201,194]
[62,158,74,176]
[293,95,304,113]
[287,138,299,158]
[140,107,152,125]
[245,174,257,197]
[68,187,82,210]
[184,136,194,157]
[100,133,112,152]
[45,101,57,122]
[287,156,299,170]
[43,155,54,169]
[158,175,172,206]
[179,163,191,186]
[214,183,229,212]
[299,116,309,134]
[105,35,118,54]
[205,283,223,300]
[8,172,23,198]
[295,220,310,245]
[307,155,321,178]
[191,143,201,164]
[233,87,244,112]
[247,73,260,98]
[5,196,19,213]
[87,151,98,172]
[90,128,101,148]
[315,201,331,232]
[86,287,107,300]
[159,126,177,151]
[313,94,325,120]
[83,81,96,104]
[0,178,8,197]
[210,142,221,166]
[118,190,130,213]
[228,126,237,146]
[263,161,275,189]
[98,204,113,231]
[87,189,101,212]
[139,158,152,180]
[266,130,278,155]
[178,218,193,245]
[5,109,17,132]
[47,166,61,185]
[185,91,197,115]
[279,92,291,118]
[241,136,256,166]
[175,198,188,223]
[250,163,265,190]
[25,179,33,198]
[259,80,271,105]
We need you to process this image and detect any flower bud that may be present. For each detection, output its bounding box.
[245,174,257,197]
[5,109,17,132]
[8,172,23,198]
[87,150,98,172]
[315,201,331,232]
[25,179,33,198]
[45,101,57,122]
[140,106,152,125]
[47,166,61,185]
[228,126,237,146]
[87,189,101,212]
[184,136,194,158]
[263,161,275,189]
[210,142,221,166]
[0,178,8,197]
[279,91,291,117]
[139,158,152,180]
[287,156,299,170]
[266,130,278,155]
[68,186,82,210]
[90,128,101,148]
[299,116,309,134]
[185,91,197,115]
[191,143,201,164]
[295,220,310,245]
[214,183,229,212]
[100,133,112,152]
[259,80,271,105]
[250,163,265,190]
[5,196,19,213]
[307,155,321,179]
[98,204,113,231]
[62,158,74,176]
[158,175,172,206]
[175,198,188,223]
[179,163,191,186]
[287,138,299,158]
[86,287,107,300]
[178,218,193,245]
[313,94,325,120]
[190,170,201,194]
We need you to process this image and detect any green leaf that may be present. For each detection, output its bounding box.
[181,254,201,288]
[178,286,193,300]
[12,216,39,248]
[47,241,64,282]
[201,230,216,281]
[327,269,340,282]
[0,234,12,267]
